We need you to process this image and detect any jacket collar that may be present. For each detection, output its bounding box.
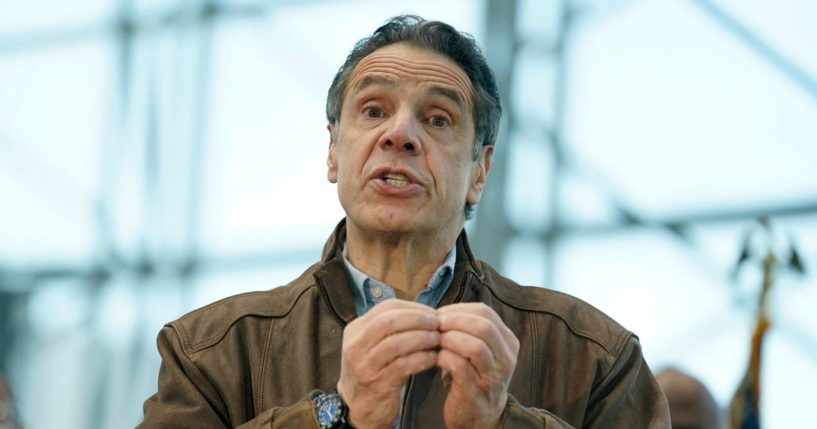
[314,219,485,324]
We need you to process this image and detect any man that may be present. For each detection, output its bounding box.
[656,368,721,429]
[140,15,669,428]
[0,374,22,429]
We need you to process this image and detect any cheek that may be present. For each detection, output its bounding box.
[335,143,368,180]
[433,159,472,198]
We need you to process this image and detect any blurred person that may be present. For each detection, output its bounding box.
[0,374,22,429]
[139,15,669,428]
[656,368,720,429]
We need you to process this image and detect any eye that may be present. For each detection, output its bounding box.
[364,106,384,118]
[428,114,451,128]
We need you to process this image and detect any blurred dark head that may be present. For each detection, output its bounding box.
[656,367,721,429]
[0,374,21,429]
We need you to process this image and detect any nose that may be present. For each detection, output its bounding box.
[378,110,422,155]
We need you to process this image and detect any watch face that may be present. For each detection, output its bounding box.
[317,394,343,427]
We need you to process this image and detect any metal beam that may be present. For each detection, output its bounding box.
[472,0,518,269]
[688,0,817,101]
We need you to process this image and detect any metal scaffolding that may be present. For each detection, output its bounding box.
[0,0,815,427]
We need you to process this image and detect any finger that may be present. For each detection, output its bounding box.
[441,368,452,390]
[347,307,439,349]
[438,304,519,353]
[438,312,507,360]
[368,329,441,369]
[367,297,438,315]
[382,349,439,386]
[438,303,504,332]
[439,330,494,376]
[437,348,480,391]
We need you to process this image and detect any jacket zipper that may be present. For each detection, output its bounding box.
[398,273,471,428]
[452,272,469,303]
[397,375,414,429]
[316,276,347,328]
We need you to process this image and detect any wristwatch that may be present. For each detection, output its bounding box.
[313,391,349,429]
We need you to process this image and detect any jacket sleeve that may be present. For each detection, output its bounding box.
[138,326,320,429]
[498,335,670,429]
[497,395,576,428]
[582,335,670,428]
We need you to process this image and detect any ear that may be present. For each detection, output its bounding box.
[327,123,338,183]
[466,145,493,205]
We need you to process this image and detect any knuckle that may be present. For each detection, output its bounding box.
[474,320,493,338]
[382,340,400,356]
[498,353,516,371]
[463,339,483,358]
[356,364,379,384]
[475,302,493,316]
[511,336,520,353]
[391,356,412,376]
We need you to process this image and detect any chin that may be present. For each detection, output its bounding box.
[368,213,420,233]
[348,208,422,235]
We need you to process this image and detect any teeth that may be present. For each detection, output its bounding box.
[383,173,409,181]
[382,173,410,187]
[384,178,408,187]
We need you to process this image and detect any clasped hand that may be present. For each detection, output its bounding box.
[337,300,520,429]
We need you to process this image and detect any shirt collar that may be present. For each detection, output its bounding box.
[342,242,457,315]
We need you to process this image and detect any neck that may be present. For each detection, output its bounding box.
[344,221,462,297]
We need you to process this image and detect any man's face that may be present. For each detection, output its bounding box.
[327,43,491,238]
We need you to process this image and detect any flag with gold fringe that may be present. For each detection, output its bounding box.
[728,218,807,429]
[728,313,768,429]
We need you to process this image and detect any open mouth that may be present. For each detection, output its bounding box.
[382,173,411,188]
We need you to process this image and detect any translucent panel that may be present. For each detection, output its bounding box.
[266,0,486,46]
[517,0,562,43]
[716,0,817,77]
[762,332,817,428]
[17,275,193,429]
[565,0,817,217]
[190,260,318,309]
[512,49,558,127]
[0,39,114,263]
[770,216,817,346]
[110,25,214,260]
[0,0,113,38]
[202,20,346,255]
[18,279,95,429]
[554,229,734,360]
[25,280,91,337]
[504,132,554,230]
[132,0,183,18]
[255,0,484,75]
[100,25,209,260]
[557,169,621,225]
[19,334,98,428]
[501,236,547,287]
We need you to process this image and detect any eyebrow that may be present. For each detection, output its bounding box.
[353,75,466,111]
[427,86,465,111]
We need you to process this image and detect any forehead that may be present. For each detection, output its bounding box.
[346,43,473,108]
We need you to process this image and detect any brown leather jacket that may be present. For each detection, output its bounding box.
[140,222,670,428]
